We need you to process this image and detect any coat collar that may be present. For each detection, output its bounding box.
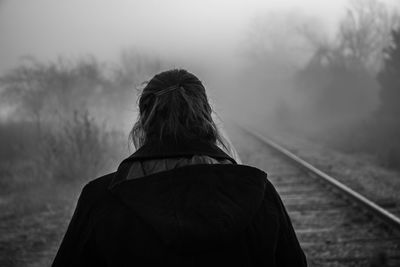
[127,138,235,161]
[109,139,236,190]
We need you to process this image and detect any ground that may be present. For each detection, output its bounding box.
[265,129,400,217]
[0,182,81,267]
[1,126,400,266]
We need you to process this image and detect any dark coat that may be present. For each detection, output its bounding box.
[52,139,307,267]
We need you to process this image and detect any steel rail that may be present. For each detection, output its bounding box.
[241,126,400,233]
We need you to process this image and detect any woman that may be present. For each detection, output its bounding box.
[52,69,307,266]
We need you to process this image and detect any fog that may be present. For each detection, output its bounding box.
[1,0,400,156]
[0,0,350,129]
[2,1,400,265]
[0,0,346,72]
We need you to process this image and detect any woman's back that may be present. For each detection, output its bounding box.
[52,69,307,267]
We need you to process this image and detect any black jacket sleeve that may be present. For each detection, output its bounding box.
[52,185,97,267]
[270,182,308,267]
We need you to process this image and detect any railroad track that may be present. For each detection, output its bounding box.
[228,125,400,267]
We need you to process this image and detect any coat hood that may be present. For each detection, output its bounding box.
[109,139,267,251]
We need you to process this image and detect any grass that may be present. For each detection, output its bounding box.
[0,114,128,266]
[0,181,80,267]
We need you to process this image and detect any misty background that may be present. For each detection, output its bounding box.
[1,0,400,179]
[1,0,400,264]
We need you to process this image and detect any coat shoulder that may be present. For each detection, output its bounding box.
[228,164,269,184]
[233,164,268,178]
[78,172,116,206]
[86,172,116,190]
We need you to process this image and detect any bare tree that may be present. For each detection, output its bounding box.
[0,57,109,129]
[378,28,400,119]
[338,0,400,74]
[244,10,321,69]
[0,61,48,131]
[291,0,399,128]
[297,0,399,74]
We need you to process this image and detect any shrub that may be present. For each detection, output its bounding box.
[38,110,125,183]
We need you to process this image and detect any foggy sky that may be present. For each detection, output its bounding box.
[0,0,354,75]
